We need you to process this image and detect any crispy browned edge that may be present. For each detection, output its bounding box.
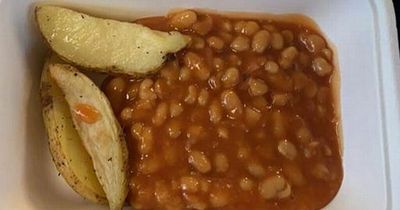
[40,56,108,204]
[34,5,163,78]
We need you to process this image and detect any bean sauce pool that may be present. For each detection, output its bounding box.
[102,10,343,210]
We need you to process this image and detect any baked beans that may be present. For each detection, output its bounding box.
[104,10,342,210]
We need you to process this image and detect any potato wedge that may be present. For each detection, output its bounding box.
[48,64,129,210]
[40,56,107,204]
[36,5,189,76]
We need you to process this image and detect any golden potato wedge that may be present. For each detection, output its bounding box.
[48,63,128,210]
[35,5,190,76]
[40,56,107,204]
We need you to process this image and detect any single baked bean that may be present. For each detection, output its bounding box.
[320,49,332,61]
[200,179,210,192]
[248,78,268,96]
[169,10,197,29]
[303,79,318,98]
[185,85,198,104]
[221,67,240,88]
[139,156,160,174]
[259,175,291,200]
[271,32,284,50]
[311,163,332,181]
[183,52,204,70]
[265,72,293,92]
[106,77,126,94]
[192,15,213,35]
[304,141,320,158]
[252,30,271,53]
[170,100,184,118]
[234,20,246,33]
[217,127,229,139]
[135,99,155,111]
[190,36,205,49]
[139,126,154,154]
[214,153,229,172]
[209,99,223,124]
[272,93,290,106]
[105,77,126,111]
[226,54,242,67]
[131,122,143,139]
[161,66,179,84]
[180,176,200,192]
[154,79,168,99]
[213,57,225,71]
[139,78,157,100]
[280,46,299,69]
[298,51,311,67]
[218,32,233,43]
[209,189,230,207]
[198,88,209,106]
[196,65,211,81]
[131,123,154,154]
[247,162,266,178]
[166,119,182,138]
[239,177,254,191]
[282,30,294,44]
[220,19,233,32]
[187,125,205,144]
[292,71,309,91]
[231,35,250,52]
[283,163,306,186]
[312,57,333,76]
[277,140,298,160]
[120,107,134,122]
[221,90,243,119]
[302,34,326,53]
[251,96,268,111]
[125,103,152,121]
[189,150,212,173]
[179,67,192,81]
[152,102,168,126]
[241,21,260,36]
[207,36,225,50]
[264,61,279,74]
[295,127,311,145]
[245,106,262,127]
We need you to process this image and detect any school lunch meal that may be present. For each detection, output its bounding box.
[36,5,343,210]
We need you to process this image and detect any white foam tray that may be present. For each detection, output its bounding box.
[1,0,399,209]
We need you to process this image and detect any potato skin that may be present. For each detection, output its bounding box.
[35,5,189,76]
[48,63,128,210]
[40,56,107,204]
